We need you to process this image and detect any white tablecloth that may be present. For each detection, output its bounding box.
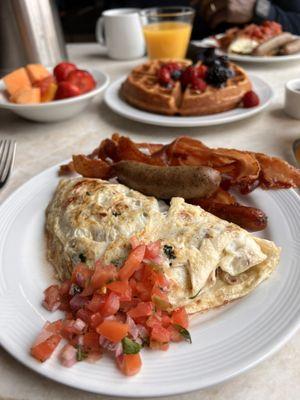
[0,43,299,400]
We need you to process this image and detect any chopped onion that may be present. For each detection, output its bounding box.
[59,344,77,368]
[99,335,122,356]
[126,315,139,340]
[69,294,89,311]
[114,342,123,358]
[77,335,84,346]
[86,350,102,363]
[104,315,117,321]
[151,255,163,265]
[73,318,86,332]
[136,324,149,341]
[75,272,86,287]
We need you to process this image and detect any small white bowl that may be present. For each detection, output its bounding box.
[284,79,300,120]
[0,68,109,122]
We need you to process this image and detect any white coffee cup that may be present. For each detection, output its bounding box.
[285,79,300,120]
[95,8,145,60]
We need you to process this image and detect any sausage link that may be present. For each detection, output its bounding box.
[189,199,267,231]
[113,161,221,199]
[253,32,294,56]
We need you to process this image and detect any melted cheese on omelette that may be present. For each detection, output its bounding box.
[46,178,280,313]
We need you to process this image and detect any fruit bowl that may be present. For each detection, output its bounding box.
[0,68,109,122]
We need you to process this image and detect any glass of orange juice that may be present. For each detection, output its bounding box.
[140,7,195,59]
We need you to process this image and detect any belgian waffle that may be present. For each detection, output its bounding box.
[120,60,252,116]
[121,74,181,115]
[180,64,251,116]
[131,59,191,77]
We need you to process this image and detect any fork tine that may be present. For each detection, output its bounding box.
[0,140,10,178]
[0,141,16,185]
[0,140,7,166]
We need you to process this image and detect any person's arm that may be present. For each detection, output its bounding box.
[201,0,300,35]
[254,0,300,35]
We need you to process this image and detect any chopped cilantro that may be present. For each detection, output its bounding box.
[142,337,150,347]
[173,324,192,343]
[76,345,88,361]
[79,253,86,263]
[122,337,142,354]
[163,245,176,260]
[111,259,123,268]
[189,288,202,300]
[64,270,71,280]
[69,283,82,296]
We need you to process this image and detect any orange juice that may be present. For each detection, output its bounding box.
[143,22,192,59]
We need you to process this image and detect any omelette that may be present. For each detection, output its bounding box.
[46,178,280,313]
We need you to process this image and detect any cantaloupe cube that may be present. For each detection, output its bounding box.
[26,64,50,83]
[3,68,32,96]
[33,75,57,102]
[11,87,41,104]
[41,82,57,102]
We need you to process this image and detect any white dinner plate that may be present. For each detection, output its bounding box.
[105,75,273,127]
[0,164,300,397]
[197,36,300,63]
[226,52,300,63]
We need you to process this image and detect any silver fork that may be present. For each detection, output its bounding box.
[0,139,16,189]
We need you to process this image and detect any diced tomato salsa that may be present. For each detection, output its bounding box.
[30,239,191,376]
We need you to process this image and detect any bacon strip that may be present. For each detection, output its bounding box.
[60,134,300,193]
[253,152,300,189]
[72,155,112,179]
[142,137,261,189]
[59,162,75,175]
[204,188,237,205]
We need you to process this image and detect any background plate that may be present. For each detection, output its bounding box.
[196,36,300,63]
[104,75,273,127]
[0,165,300,397]
[226,52,300,63]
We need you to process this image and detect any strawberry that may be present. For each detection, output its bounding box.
[33,75,56,97]
[55,82,81,100]
[180,66,197,87]
[54,62,77,83]
[196,64,208,80]
[157,67,171,85]
[190,77,207,92]
[163,62,181,72]
[242,91,260,108]
[66,70,96,94]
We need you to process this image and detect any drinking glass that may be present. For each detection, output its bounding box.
[140,7,195,59]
